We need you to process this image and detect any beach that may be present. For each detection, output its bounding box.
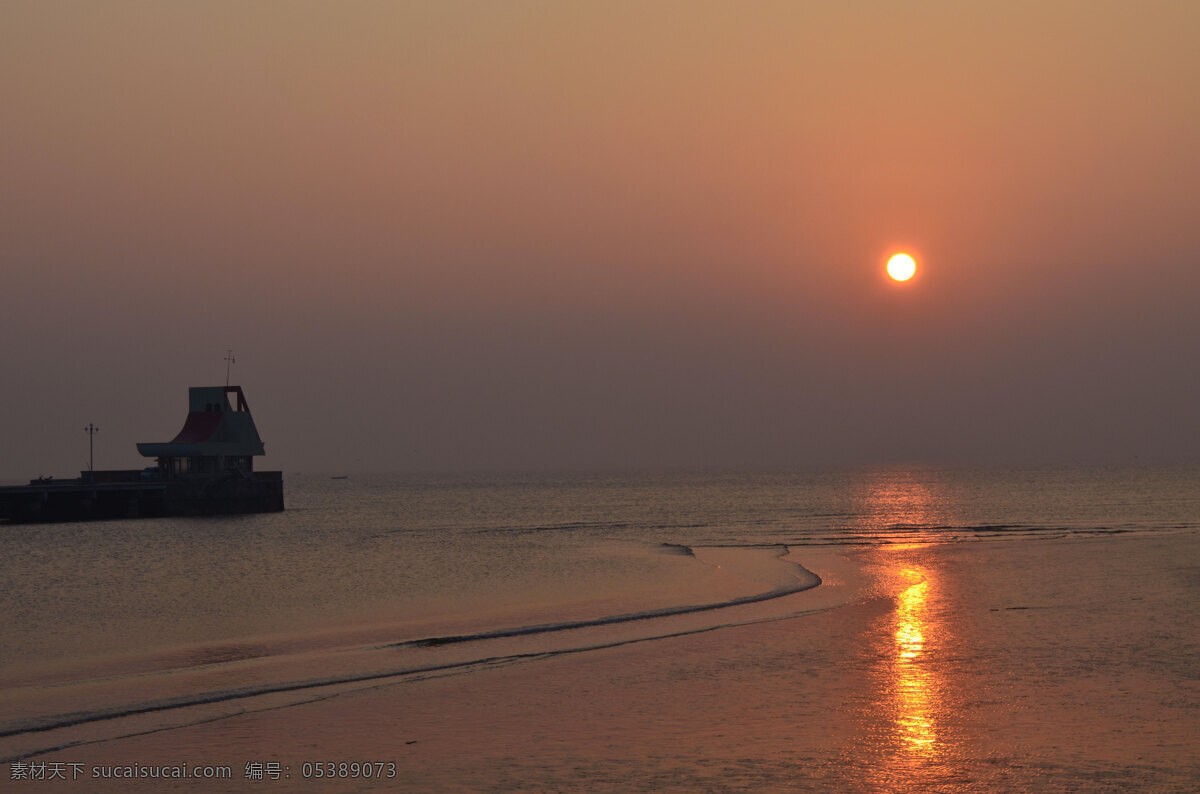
[7,0,1200,787]
[10,525,1197,792]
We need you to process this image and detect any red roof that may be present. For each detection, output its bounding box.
[169,411,223,444]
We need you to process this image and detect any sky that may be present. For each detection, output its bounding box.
[2,1,1199,477]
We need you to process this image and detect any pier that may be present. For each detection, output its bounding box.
[0,385,284,524]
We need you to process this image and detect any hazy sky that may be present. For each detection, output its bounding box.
[3,1,1198,476]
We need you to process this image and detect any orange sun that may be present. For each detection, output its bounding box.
[887,253,917,281]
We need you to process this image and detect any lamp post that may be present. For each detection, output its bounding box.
[84,424,99,482]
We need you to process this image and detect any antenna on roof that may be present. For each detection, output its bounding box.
[224,350,236,386]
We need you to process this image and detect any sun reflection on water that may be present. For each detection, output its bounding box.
[893,571,937,754]
[846,468,957,544]
[853,471,952,782]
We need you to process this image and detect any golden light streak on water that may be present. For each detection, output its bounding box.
[851,471,949,764]
[892,569,937,755]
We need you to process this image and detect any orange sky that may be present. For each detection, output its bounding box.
[2,2,1198,474]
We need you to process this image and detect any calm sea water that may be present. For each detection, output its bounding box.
[4,464,1196,670]
[1,463,1197,786]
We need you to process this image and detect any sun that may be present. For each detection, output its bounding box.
[887,253,917,282]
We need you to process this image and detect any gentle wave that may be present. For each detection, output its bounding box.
[0,545,821,754]
[778,523,1194,545]
[431,520,1197,544]
[395,549,820,649]
[469,520,716,535]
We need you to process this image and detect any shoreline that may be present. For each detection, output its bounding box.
[6,532,1199,790]
[392,544,823,648]
[0,545,845,767]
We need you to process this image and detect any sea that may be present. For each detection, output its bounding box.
[1,463,1198,789]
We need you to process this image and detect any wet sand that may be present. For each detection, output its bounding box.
[16,533,1200,791]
